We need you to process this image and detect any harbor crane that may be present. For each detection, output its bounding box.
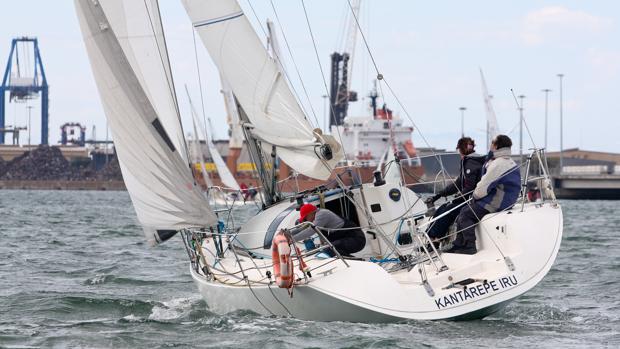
[0,37,49,144]
[329,0,361,127]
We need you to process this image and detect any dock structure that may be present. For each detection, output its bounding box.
[553,174,620,200]
[545,148,620,200]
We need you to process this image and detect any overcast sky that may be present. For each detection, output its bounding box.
[1,1,619,153]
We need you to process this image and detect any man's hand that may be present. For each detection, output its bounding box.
[424,194,441,206]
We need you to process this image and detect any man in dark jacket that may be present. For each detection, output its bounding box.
[294,204,366,256]
[447,134,521,254]
[425,137,485,241]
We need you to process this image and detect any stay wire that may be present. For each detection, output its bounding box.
[299,0,349,163]
[143,0,192,170]
[268,0,321,128]
[344,0,459,199]
[344,0,513,261]
[244,0,315,129]
[191,28,209,137]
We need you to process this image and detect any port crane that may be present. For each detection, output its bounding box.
[0,37,49,145]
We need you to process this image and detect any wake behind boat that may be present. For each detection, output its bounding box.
[74,0,563,322]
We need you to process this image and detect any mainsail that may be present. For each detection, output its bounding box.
[182,0,343,180]
[480,68,500,148]
[75,0,216,245]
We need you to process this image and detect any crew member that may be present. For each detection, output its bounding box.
[425,137,485,241]
[448,135,521,254]
[294,204,365,256]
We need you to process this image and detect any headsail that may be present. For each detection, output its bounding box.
[182,0,343,180]
[186,86,241,191]
[220,76,244,150]
[75,0,216,245]
[480,68,500,148]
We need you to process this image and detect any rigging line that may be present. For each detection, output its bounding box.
[191,28,209,138]
[144,1,182,130]
[267,283,293,317]
[229,241,275,315]
[268,0,320,128]
[299,0,349,163]
[144,0,192,165]
[244,0,313,127]
[343,0,459,194]
[346,0,458,194]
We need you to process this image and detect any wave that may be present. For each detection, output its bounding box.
[83,274,166,286]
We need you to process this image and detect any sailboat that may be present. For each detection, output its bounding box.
[75,0,563,322]
[480,68,500,151]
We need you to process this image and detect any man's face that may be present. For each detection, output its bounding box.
[491,141,498,151]
[306,211,317,222]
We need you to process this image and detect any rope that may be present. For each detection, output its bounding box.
[244,0,315,128]
[343,0,461,200]
[299,0,349,163]
[341,0,520,262]
[268,0,321,128]
[191,28,209,134]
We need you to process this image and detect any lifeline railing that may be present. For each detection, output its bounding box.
[180,221,351,287]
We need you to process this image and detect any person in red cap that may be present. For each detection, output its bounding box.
[294,204,365,256]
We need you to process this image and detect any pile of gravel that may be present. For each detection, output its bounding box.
[0,145,125,181]
[96,157,123,181]
[1,145,77,180]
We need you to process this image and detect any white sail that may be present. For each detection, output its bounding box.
[220,75,244,149]
[190,119,213,189]
[75,0,216,245]
[187,86,240,191]
[182,0,343,180]
[97,0,188,162]
[266,19,287,75]
[208,140,240,191]
[480,68,500,147]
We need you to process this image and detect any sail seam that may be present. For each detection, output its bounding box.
[193,12,244,28]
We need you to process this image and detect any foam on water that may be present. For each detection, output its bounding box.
[1,191,619,348]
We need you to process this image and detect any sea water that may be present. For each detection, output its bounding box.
[0,190,618,348]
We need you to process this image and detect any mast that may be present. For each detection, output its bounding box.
[237,102,278,206]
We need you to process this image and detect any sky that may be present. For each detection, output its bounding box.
[1,0,619,153]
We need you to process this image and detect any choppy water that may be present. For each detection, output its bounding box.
[0,190,618,348]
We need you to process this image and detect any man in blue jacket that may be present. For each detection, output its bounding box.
[447,135,521,254]
[425,137,485,241]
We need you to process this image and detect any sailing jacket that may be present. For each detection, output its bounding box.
[294,209,345,241]
[473,148,521,212]
[438,154,486,199]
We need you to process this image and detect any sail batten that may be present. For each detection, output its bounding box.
[182,0,343,180]
[75,0,216,245]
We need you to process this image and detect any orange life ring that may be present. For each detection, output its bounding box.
[272,231,294,289]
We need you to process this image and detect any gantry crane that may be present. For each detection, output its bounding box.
[0,37,49,144]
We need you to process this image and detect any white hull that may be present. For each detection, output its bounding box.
[189,183,563,322]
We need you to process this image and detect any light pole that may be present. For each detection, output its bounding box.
[27,106,33,146]
[542,89,552,150]
[557,73,564,171]
[518,95,525,164]
[459,107,466,137]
